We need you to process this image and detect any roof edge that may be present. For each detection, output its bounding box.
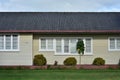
[0,12,120,13]
[0,30,120,33]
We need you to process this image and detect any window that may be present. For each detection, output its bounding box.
[70,39,77,53]
[110,38,115,49]
[0,35,4,49]
[0,34,19,51]
[6,35,11,49]
[85,38,91,53]
[41,39,46,49]
[40,37,92,55]
[13,35,18,49]
[40,38,53,50]
[109,37,120,51]
[56,39,62,53]
[64,39,69,53]
[116,38,120,49]
[48,39,53,49]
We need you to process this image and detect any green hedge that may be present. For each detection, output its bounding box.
[33,54,47,66]
[63,57,77,66]
[93,57,105,66]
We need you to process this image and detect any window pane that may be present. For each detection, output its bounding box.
[13,35,18,49]
[70,39,77,53]
[110,38,115,49]
[85,38,91,53]
[5,35,11,49]
[64,39,69,53]
[41,39,46,49]
[117,38,120,49]
[48,39,53,49]
[56,39,62,53]
[0,35,4,49]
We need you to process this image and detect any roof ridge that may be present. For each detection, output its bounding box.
[0,12,120,13]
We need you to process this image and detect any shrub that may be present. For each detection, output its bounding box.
[63,57,77,66]
[33,54,47,66]
[93,57,105,66]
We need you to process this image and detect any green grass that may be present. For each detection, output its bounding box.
[0,69,120,80]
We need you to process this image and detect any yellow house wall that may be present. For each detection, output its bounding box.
[0,33,33,65]
[33,34,120,65]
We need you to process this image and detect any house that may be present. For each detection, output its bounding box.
[0,12,120,65]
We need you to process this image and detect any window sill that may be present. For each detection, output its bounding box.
[109,49,120,51]
[54,53,93,56]
[54,54,79,56]
[0,49,20,52]
[39,50,54,52]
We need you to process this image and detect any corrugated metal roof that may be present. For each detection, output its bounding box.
[0,12,120,33]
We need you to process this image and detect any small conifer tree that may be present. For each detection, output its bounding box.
[76,39,84,64]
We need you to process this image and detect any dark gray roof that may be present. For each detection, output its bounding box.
[0,12,120,33]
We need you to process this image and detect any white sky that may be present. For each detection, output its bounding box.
[0,0,120,12]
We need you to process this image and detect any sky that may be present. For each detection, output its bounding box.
[0,0,120,12]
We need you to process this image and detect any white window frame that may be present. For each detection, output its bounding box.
[84,38,93,55]
[39,37,93,55]
[69,39,77,54]
[55,38,63,53]
[39,38,54,51]
[64,38,69,53]
[108,37,120,51]
[0,34,19,51]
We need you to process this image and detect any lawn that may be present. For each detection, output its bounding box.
[0,69,120,80]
